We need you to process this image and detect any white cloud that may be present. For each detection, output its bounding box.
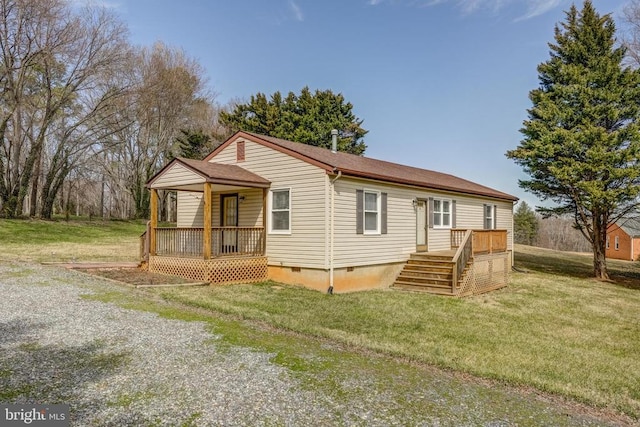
[368,0,567,21]
[289,0,304,21]
[515,0,564,21]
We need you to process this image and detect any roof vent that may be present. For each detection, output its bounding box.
[331,129,338,153]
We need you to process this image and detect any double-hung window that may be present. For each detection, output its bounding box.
[484,204,495,230]
[364,190,380,234]
[433,199,451,228]
[356,189,387,235]
[270,188,290,233]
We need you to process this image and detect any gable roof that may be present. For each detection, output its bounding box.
[206,131,518,201]
[147,157,270,189]
[617,217,640,238]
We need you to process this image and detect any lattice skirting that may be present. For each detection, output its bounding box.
[456,252,509,297]
[149,256,268,285]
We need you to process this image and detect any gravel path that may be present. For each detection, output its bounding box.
[0,261,628,426]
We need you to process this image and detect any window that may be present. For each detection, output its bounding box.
[364,190,380,234]
[484,204,494,230]
[270,189,290,233]
[615,235,619,250]
[606,236,610,249]
[433,199,451,228]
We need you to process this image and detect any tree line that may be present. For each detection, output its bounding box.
[0,0,367,220]
[514,201,593,253]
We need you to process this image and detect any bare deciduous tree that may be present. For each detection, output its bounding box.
[102,42,212,219]
[0,0,129,218]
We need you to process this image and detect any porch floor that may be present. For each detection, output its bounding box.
[415,249,457,258]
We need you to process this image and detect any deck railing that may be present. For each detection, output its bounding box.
[451,229,473,289]
[154,227,265,258]
[451,229,507,255]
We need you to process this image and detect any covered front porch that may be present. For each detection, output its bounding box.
[143,157,271,284]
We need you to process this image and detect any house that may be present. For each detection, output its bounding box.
[606,217,640,261]
[144,131,518,295]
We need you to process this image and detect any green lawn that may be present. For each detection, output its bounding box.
[2,219,638,419]
[154,245,640,419]
[0,218,146,262]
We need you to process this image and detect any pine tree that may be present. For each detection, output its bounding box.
[220,87,367,155]
[514,202,539,245]
[506,1,640,279]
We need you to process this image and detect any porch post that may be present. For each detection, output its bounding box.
[150,188,158,256]
[262,188,267,254]
[203,182,212,259]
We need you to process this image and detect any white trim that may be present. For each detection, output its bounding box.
[484,204,495,230]
[433,198,452,229]
[363,189,381,235]
[268,187,291,234]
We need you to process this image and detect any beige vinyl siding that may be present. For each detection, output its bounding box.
[177,192,204,227]
[152,163,204,188]
[211,188,264,228]
[496,201,514,249]
[333,178,418,267]
[210,138,328,268]
[454,197,514,246]
[333,178,515,267]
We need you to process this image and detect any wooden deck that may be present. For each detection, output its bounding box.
[393,230,510,296]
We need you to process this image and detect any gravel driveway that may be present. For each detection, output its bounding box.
[0,261,627,426]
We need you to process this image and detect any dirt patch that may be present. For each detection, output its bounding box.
[81,267,201,287]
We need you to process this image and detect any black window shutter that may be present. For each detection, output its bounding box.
[356,190,363,234]
[381,192,388,234]
[428,197,434,229]
[451,200,457,229]
[493,205,497,229]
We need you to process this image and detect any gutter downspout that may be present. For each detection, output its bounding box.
[328,169,342,294]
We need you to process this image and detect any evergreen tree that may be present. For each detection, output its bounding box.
[220,86,367,155]
[174,130,213,160]
[514,201,539,245]
[506,1,640,279]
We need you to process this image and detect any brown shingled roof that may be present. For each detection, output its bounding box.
[147,157,270,189]
[206,131,517,201]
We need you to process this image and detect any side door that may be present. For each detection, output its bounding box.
[416,200,427,252]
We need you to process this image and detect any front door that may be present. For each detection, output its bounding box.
[416,200,427,252]
[221,194,238,254]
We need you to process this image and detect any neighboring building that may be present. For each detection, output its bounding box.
[606,217,640,261]
[145,131,518,295]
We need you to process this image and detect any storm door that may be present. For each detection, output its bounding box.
[416,200,427,252]
[221,194,238,254]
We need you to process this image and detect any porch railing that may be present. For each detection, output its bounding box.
[154,227,265,258]
[451,229,473,289]
[451,229,507,255]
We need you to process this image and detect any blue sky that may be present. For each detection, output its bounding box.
[93,0,628,207]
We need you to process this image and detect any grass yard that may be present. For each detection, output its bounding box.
[0,218,146,262]
[2,219,638,420]
[154,244,640,419]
